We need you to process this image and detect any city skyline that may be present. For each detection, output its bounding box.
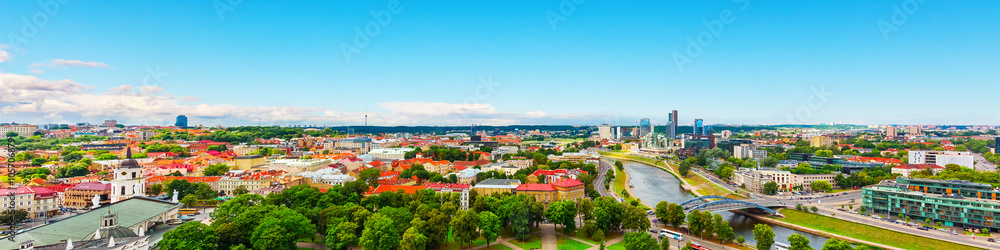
[2,1,1000,126]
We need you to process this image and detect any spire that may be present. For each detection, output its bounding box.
[126,147,132,159]
[94,228,100,239]
[65,239,73,250]
[107,235,115,247]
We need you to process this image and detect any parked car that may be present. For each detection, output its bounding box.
[988,238,995,242]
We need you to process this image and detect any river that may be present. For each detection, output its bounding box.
[612,159,829,249]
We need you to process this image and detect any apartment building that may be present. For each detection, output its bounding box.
[0,124,38,138]
[0,186,59,218]
[864,177,1000,231]
[909,150,974,168]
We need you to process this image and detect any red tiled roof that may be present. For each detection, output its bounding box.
[147,176,222,183]
[516,184,557,192]
[552,178,584,188]
[371,185,426,195]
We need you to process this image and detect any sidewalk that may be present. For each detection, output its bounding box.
[541,224,557,250]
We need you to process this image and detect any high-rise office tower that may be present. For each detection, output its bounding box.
[668,110,678,138]
[694,119,703,135]
[639,118,651,136]
[175,115,188,127]
[598,124,612,140]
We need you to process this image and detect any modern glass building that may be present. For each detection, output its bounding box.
[639,118,651,136]
[175,115,188,127]
[694,119,703,135]
[864,177,1000,231]
[668,110,678,139]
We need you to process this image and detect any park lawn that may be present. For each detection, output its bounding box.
[509,234,544,250]
[605,240,627,250]
[662,161,733,197]
[556,235,591,250]
[570,231,622,245]
[442,227,497,250]
[780,209,979,250]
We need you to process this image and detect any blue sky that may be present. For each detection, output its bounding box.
[1,0,999,127]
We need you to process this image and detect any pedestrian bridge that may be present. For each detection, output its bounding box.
[679,195,783,216]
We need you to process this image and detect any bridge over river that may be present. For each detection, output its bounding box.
[680,195,785,216]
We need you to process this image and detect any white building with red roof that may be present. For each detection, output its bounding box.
[0,186,59,218]
[892,164,946,177]
[426,183,471,210]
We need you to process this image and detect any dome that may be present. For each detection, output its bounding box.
[82,210,139,241]
[119,147,141,169]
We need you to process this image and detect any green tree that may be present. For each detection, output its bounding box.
[788,233,813,250]
[764,181,779,195]
[821,238,855,250]
[737,235,746,245]
[479,211,501,247]
[450,210,480,247]
[545,200,578,233]
[203,164,230,176]
[400,227,428,250]
[622,204,650,232]
[623,231,658,250]
[159,221,217,250]
[360,214,401,250]
[510,200,532,241]
[233,185,249,196]
[251,208,316,250]
[713,214,735,243]
[63,152,83,162]
[5,132,18,138]
[0,210,28,226]
[660,235,670,250]
[593,197,623,233]
[687,210,706,239]
[359,168,382,186]
[148,184,163,196]
[326,221,359,250]
[810,180,833,192]
[181,194,199,208]
[667,203,686,229]
[654,201,670,225]
[754,224,776,250]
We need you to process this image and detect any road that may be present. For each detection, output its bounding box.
[595,159,612,198]
[809,202,997,249]
[974,153,996,172]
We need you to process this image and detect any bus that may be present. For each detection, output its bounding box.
[773,242,791,250]
[178,208,198,215]
[660,229,683,241]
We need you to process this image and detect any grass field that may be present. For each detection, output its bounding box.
[508,234,543,250]
[605,240,627,250]
[662,161,736,198]
[780,209,980,250]
[569,231,622,246]
[555,235,591,250]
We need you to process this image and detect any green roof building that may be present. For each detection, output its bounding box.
[864,177,1000,231]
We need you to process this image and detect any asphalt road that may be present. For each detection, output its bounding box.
[595,159,612,198]
[974,153,996,172]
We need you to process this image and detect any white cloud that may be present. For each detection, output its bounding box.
[30,59,113,68]
[29,69,44,74]
[0,50,8,63]
[526,111,547,117]
[0,73,608,126]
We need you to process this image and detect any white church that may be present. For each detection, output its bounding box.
[110,148,145,203]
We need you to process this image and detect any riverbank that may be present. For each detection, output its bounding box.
[598,151,736,198]
[732,209,984,250]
